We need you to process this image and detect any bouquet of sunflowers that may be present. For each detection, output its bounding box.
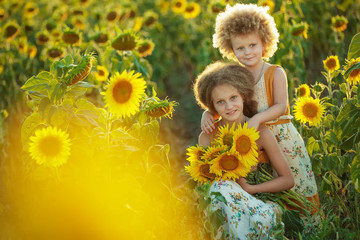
[185,123,318,238]
[185,122,260,183]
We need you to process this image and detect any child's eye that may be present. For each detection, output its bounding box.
[237,47,244,50]
[217,100,224,104]
[231,96,237,100]
[250,44,256,47]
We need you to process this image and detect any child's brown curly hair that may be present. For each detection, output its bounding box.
[213,3,279,61]
[193,61,258,117]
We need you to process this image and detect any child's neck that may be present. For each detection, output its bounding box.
[247,60,265,84]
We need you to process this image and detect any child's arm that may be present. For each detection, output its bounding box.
[248,67,288,129]
[201,110,216,134]
[198,131,211,147]
[236,125,294,194]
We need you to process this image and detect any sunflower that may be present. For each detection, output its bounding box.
[332,15,348,32]
[94,65,109,82]
[157,0,170,14]
[293,97,325,127]
[72,17,86,30]
[133,17,143,32]
[23,2,39,19]
[214,123,236,148]
[291,22,308,39]
[185,159,216,184]
[0,8,7,21]
[36,31,50,45]
[144,97,177,119]
[183,2,201,19]
[202,145,228,162]
[46,47,65,60]
[297,84,311,98]
[143,11,158,27]
[209,2,226,13]
[62,29,81,45]
[171,0,187,14]
[210,149,251,180]
[4,21,20,40]
[103,70,146,118]
[29,126,71,167]
[93,32,108,44]
[137,39,155,57]
[17,38,28,54]
[344,58,360,85]
[28,45,37,58]
[231,122,259,168]
[258,0,275,13]
[112,31,137,51]
[106,10,120,22]
[186,145,206,163]
[323,55,340,73]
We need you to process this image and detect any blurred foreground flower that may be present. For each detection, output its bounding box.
[323,55,340,73]
[29,126,71,167]
[215,123,235,147]
[294,96,325,127]
[103,70,146,118]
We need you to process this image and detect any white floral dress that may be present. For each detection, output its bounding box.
[209,180,281,240]
[253,65,318,198]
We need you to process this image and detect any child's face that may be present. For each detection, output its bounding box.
[230,32,264,69]
[211,84,244,123]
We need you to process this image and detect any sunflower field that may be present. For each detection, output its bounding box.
[0,0,360,239]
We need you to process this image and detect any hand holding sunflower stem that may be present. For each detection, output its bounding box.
[245,163,313,214]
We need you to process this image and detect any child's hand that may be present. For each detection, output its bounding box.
[201,110,215,134]
[247,115,260,130]
[236,178,255,194]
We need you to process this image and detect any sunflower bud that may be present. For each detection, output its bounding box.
[65,53,94,85]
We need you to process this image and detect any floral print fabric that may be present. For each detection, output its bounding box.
[253,67,318,197]
[210,180,281,239]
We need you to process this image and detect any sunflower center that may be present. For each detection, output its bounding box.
[145,17,155,26]
[197,150,205,161]
[292,29,304,36]
[334,20,345,28]
[27,8,35,13]
[299,87,306,97]
[222,134,233,147]
[5,25,18,38]
[186,6,195,13]
[326,59,337,69]
[199,164,215,178]
[350,68,360,78]
[39,136,62,157]
[175,2,182,8]
[48,49,63,58]
[113,80,133,103]
[302,102,318,118]
[138,44,150,53]
[219,155,239,171]
[107,11,117,21]
[98,69,105,76]
[235,135,251,154]
[62,33,80,44]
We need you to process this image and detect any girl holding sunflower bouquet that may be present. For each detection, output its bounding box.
[192,61,294,239]
[201,3,319,213]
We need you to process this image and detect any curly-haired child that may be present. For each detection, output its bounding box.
[201,3,319,212]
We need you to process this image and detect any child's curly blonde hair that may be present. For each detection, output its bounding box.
[193,61,258,118]
[213,3,279,61]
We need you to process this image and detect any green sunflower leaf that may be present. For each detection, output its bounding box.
[351,154,360,193]
[348,32,360,60]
